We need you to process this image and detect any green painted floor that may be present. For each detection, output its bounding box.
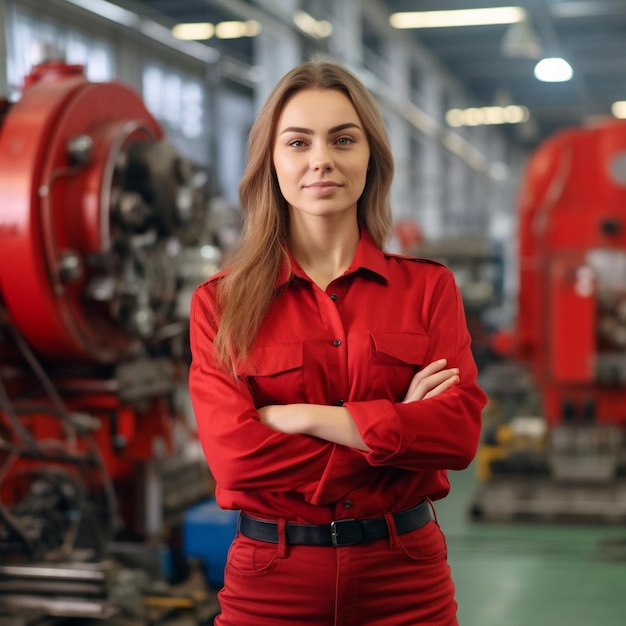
[437,467,626,626]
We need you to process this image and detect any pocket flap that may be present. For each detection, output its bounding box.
[244,342,303,376]
[370,332,429,365]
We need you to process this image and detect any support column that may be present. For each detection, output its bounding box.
[446,152,468,236]
[328,0,363,67]
[418,71,445,239]
[253,14,301,110]
[387,39,411,222]
[215,91,254,206]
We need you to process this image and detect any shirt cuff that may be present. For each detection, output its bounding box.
[343,399,403,465]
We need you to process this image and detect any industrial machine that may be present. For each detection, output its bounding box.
[0,57,220,623]
[472,118,626,523]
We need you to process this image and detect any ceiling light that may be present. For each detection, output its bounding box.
[446,105,530,127]
[390,7,526,29]
[215,20,261,39]
[533,57,573,82]
[292,11,333,38]
[612,101,626,119]
[503,105,529,123]
[172,22,215,40]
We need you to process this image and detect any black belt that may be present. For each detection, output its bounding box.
[238,500,432,547]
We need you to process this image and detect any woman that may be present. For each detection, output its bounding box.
[189,59,487,625]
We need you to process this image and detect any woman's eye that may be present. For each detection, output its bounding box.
[336,137,353,146]
[288,139,306,148]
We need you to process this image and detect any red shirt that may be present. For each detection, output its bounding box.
[189,230,487,524]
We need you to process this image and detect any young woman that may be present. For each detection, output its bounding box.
[189,60,487,625]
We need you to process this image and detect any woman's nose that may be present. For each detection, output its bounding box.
[311,146,334,171]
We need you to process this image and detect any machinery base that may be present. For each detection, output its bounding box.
[469,476,626,524]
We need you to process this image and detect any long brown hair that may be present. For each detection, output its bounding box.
[214,59,395,373]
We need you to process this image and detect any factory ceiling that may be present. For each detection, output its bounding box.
[110,0,626,151]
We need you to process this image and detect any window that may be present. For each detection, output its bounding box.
[5,5,114,98]
[143,64,205,140]
[142,62,210,167]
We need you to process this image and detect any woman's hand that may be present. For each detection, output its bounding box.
[402,358,459,404]
[257,359,458,449]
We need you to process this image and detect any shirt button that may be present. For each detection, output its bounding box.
[330,293,338,301]
[333,339,342,347]
[335,399,344,406]
[344,500,353,509]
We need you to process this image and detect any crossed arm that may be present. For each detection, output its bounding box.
[258,358,459,452]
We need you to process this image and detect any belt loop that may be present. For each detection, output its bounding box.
[383,512,400,551]
[276,518,288,558]
[235,511,242,537]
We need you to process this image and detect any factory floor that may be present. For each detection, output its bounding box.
[438,466,626,626]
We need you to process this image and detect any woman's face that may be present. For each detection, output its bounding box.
[272,88,371,222]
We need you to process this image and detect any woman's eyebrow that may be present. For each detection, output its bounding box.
[329,122,362,133]
[279,126,313,135]
[279,122,363,135]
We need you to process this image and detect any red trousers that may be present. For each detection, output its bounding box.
[215,515,458,625]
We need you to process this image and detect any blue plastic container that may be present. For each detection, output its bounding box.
[183,498,239,587]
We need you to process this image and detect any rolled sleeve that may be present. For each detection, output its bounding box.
[344,272,486,471]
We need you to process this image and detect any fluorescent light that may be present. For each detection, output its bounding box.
[390,7,526,29]
[315,21,333,38]
[215,20,261,39]
[502,105,529,123]
[534,57,573,82]
[446,105,530,127]
[612,101,626,119]
[292,11,333,38]
[172,22,215,40]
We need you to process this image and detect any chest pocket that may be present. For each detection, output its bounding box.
[370,332,429,401]
[242,342,305,407]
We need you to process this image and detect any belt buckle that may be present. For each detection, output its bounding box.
[330,518,363,547]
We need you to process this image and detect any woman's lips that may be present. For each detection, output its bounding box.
[304,181,341,194]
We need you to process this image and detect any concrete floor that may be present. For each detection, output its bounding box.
[437,466,626,626]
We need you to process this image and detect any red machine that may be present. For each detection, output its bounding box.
[473,119,626,522]
[0,60,216,619]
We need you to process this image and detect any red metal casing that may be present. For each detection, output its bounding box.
[0,62,163,363]
[516,119,626,425]
[0,63,192,545]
